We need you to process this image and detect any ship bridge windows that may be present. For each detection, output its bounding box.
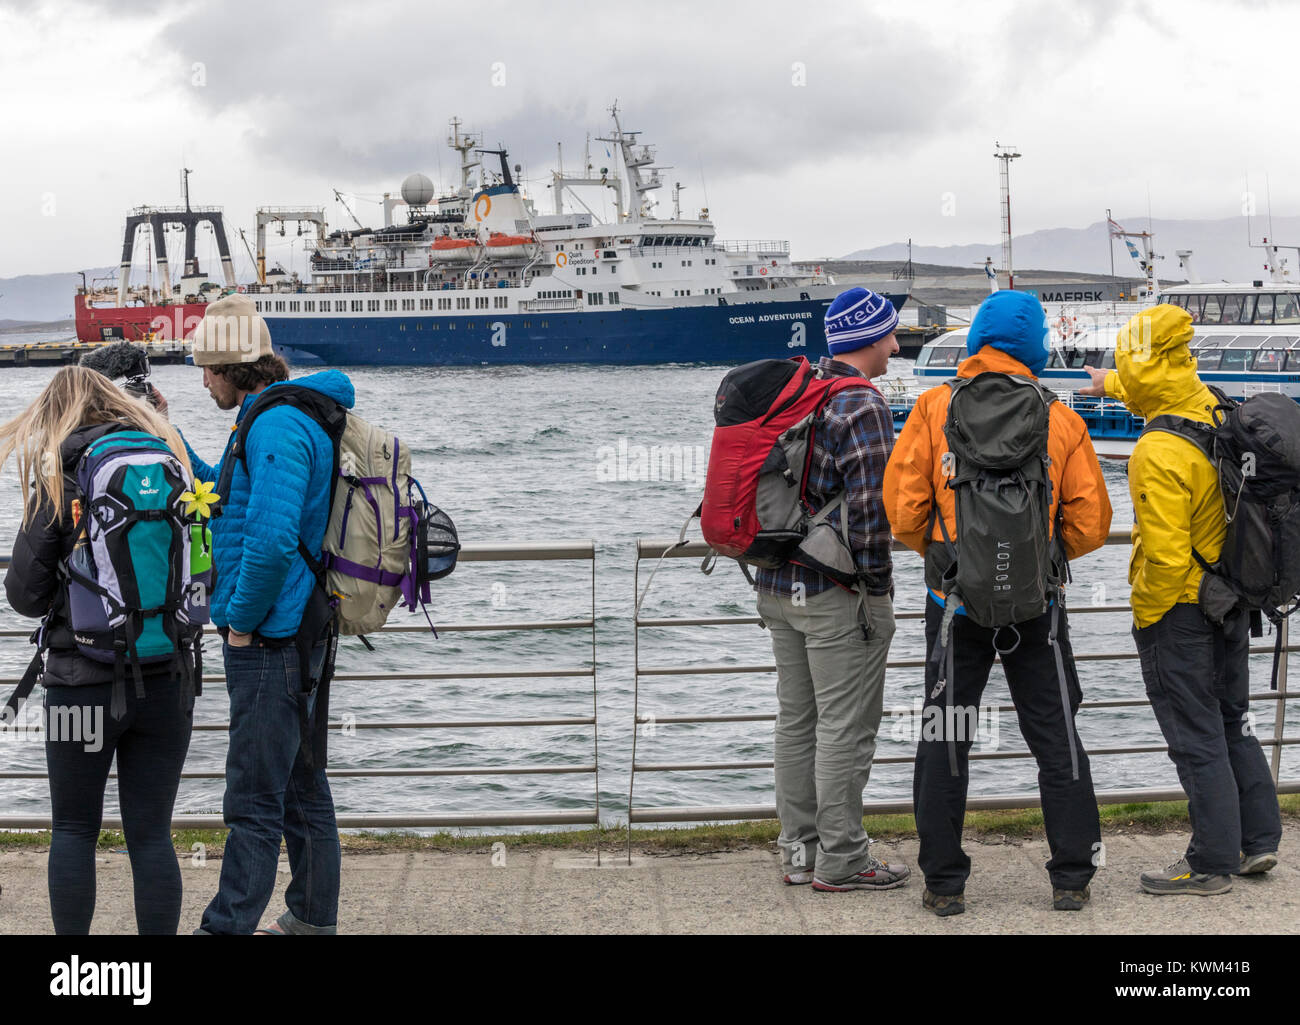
[1220,294,1251,324]
[1276,294,1300,323]
[1254,294,1275,324]
[919,345,964,368]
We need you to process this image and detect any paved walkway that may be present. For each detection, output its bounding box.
[1,824,1295,934]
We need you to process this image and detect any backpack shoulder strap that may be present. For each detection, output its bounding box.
[231,385,348,468]
[1140,414,1216,463]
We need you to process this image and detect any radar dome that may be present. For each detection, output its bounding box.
[401,173,435,208]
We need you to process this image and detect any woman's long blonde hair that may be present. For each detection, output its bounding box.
[0,365,193,527]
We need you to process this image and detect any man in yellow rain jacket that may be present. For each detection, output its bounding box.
[1080,304,1282,895]
[885,290,1112,915]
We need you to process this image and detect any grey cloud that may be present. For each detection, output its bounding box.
[156,0,987,190]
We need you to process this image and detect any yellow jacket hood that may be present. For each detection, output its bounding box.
[1104,304,1217,423]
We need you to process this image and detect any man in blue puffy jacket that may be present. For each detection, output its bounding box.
[182,294,353,935]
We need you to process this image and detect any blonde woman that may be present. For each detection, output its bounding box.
[1,365,197,935]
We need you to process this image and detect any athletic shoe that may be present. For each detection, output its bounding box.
[811,856,910,892]
[1237,851,1279,876]
[1052,885,1090,911]
[782,870,814,885]
[1140,857,1232,896]
[922,888,965,916]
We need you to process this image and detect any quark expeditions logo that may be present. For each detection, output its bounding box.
[50,955,151,1005]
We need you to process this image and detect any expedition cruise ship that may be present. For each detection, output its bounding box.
[91,107,908,366]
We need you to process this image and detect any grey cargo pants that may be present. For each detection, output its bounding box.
[757,586,895,883]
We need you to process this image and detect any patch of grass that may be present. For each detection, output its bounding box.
[0,795,1294,856]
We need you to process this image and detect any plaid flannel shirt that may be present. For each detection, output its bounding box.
[754,357,895,599]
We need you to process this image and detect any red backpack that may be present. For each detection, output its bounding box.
[701,356,879,583]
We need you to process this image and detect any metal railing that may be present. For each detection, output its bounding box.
[714,240,792,255]
[0,542,600,848]
[629,530,1297,853]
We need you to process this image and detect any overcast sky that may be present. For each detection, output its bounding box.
[0,0,1293,280]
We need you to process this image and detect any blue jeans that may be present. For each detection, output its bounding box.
[198,639,340,934]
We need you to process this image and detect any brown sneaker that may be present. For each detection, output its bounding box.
[1053,885,1090,911]
[922,888,965,916]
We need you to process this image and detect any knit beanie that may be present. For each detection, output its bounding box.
[824,287,899,355]
[190,293,275,366]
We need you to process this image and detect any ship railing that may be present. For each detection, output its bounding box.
[714,240,792,255]
[0,543,602,840]
[628,531,1297,856]
[129,205,223,215]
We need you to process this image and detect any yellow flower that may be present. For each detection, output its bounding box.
[181,479,221,519]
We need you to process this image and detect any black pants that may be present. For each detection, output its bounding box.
[913,600,1101,895]
[44,678,193,935]
[1134,603,1283,875]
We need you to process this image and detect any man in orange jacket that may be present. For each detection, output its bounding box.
[883,290,1112,915]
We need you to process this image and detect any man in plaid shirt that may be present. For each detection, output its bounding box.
[754,287,909,893]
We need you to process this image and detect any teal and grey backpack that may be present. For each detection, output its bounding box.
[3,429,209,724]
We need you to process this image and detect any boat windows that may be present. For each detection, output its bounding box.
[1045,349,1065,369]
[1285,352,1300,370]
[1220,294,1248,325]
[1266,335,1300,348]
[1194,350,1221,370]
[1251,349,1285,372]
[1218,349,1250,371]
[1196,335,1235,350]
[1253,294,1275,324]
[1063,348,1104,369]
[926,346,964,367]
[1275,294,1300,324]
[1199,295,1223,324]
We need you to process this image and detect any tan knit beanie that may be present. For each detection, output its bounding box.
[189,293,275,366]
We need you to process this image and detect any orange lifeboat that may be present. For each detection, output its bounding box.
[483,232,538,260]
[431,237,481,262]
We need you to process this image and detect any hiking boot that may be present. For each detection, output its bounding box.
[1140,857,1232,896]
[922,888,965,916]
[782,870,814,885]
[812,856,910,892]
[1052,885,1090,911]
[1237,851,1279,876]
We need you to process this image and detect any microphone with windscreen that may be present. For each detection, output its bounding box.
[79,342,159,407]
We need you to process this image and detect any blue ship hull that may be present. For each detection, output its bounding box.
[263,294,908,367]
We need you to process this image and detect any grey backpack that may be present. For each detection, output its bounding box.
[935,372,1062,628]
[928,372,1079,781]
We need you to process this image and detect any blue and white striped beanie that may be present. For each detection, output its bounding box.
[824,287,898,355]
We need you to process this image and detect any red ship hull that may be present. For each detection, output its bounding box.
[74,294,210,343]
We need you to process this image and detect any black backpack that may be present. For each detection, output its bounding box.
[928,372,1080,780]
[1141,387,1300,688]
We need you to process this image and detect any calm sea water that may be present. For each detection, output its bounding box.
[0,345,1295,828]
